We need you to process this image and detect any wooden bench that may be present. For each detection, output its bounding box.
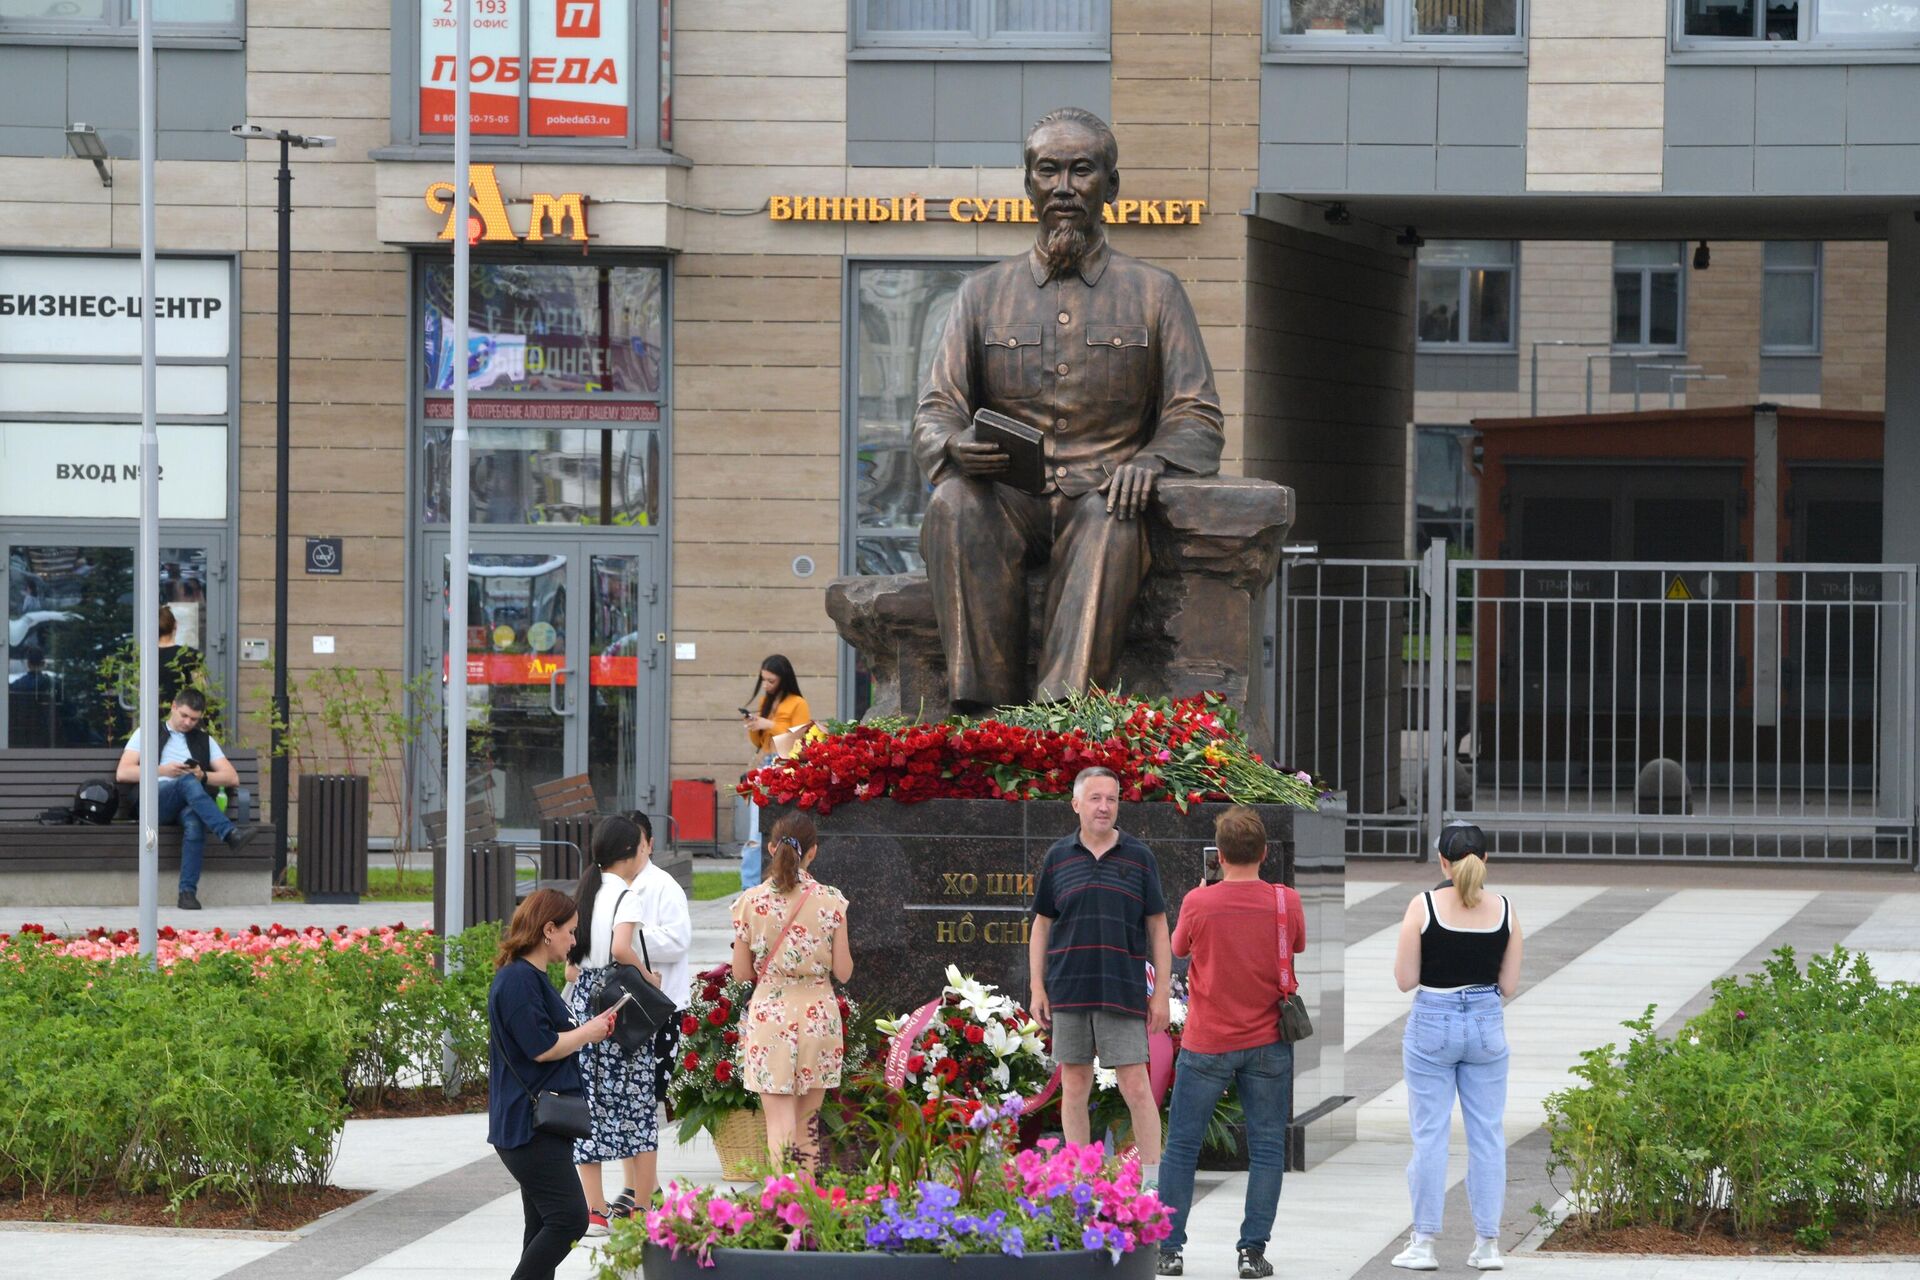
[0,747,269,908]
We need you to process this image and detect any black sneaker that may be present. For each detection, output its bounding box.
[177,890,202,910]
[1156,1250,1183,1277]
[223,825,259,850]
[1238,1247,1273,1278]
[608,1187,635,1221]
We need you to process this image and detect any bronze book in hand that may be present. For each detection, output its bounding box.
[972,408,1047,496]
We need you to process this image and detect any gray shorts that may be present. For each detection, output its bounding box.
[1051,1009,1149,1067]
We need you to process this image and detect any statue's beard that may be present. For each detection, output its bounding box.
[1041,219,1093,277]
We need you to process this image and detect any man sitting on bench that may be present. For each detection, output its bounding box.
[115,688,254,911]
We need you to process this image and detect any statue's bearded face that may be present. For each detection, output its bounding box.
[1024,122,1116,276]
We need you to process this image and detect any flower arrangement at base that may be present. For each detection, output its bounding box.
[666,963,871,1145]
[876,966,1054,1104]
[598,1090,1173,1276]
[741,689,1321,815]
[1086,977,1246,1159]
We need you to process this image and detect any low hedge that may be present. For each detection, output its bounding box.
[1545,946,1920,1244]
[0,921,502,1211]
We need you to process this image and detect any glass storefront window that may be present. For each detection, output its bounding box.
[422,426,660,526]
[422,262,664,397]
[8,545,211,748]
[851,264,970,559]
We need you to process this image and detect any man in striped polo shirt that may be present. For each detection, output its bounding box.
[1029,765,1172,1184]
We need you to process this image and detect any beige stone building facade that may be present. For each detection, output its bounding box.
[2,0,1911,844]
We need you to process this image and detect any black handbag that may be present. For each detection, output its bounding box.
[494,1033,593,1141]
[591,891,680,1054]
[1273,885,1315,1043]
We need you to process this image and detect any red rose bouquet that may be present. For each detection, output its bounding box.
[741,689,1320,815]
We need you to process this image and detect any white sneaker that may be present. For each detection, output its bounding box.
[1467,1238,1504,1270]
[1391,1236,1439,1271]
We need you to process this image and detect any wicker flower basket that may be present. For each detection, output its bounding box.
[711,1108,767,1182]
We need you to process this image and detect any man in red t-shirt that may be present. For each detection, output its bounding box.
[1155,806,1306,1279]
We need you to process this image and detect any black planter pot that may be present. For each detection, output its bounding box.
[639,1244,1155,1279]
[299,773,369,904]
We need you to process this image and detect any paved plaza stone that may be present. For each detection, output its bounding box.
[6,864,1919,1279]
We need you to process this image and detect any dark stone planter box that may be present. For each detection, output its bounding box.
[299,773,369,904]
[639,1243,1154,1279]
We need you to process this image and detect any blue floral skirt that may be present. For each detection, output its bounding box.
[566,964,660,1163]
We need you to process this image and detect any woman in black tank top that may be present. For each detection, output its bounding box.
[1388,825,1525,1273]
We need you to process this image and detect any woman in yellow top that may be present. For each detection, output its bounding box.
[743,655,809,754]
[740,656,810,876]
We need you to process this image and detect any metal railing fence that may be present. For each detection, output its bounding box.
[1276,543,1919,864]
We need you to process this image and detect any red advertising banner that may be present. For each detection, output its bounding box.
[528,0,629,136]
[448,653,638,686]
[424,398,661,422]
[419,0,521,135]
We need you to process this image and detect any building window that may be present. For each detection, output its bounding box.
[1414,426,1476,554]
[1676,0,1920,46]
[842,261,974,715]
[1416,240,1516,350]
[408,0,662,146]
[1613,242,1685,351]
[854,0,1109,49]
[0,0,242,39]
[1268,0,1523,50]
[417,259,666,526]
[1761,241,1821,354]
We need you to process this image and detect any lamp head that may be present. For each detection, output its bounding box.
[65,123,108,160]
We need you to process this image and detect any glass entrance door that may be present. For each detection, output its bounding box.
[426,537,660,832]
[4,536,224,749]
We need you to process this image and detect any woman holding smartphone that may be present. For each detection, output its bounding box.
[565,815,684,1235]
[489,889,617,1280]
[738,655,810,872]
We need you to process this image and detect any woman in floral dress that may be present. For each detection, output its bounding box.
[730,812,853,1166]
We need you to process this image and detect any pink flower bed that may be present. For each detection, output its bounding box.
[0,922,429,968]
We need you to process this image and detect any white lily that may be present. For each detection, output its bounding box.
[983,1020,1015,1057]
[991,1061,1011,1087]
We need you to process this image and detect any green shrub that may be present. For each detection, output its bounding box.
[1544,946,1920,1238]
[0,920,510,1212]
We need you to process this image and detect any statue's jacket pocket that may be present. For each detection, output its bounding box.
[983,324,1043,401]
[1086,324,1149,404]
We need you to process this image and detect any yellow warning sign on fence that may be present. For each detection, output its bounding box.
[1666,576,1693,601]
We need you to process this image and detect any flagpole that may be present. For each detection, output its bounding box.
[135,0,160,961]
[443,0,473,953]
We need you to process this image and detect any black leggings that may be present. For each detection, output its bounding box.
[495,1131,589,1280]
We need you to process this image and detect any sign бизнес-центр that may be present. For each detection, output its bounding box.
[769,195,1209,225]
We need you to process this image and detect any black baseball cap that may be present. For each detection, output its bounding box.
[1438,823,1487,860]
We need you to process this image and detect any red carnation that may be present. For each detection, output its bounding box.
[964,1024,985,1044]
[946,1017,965,1031]
[683,1051,700,1070]
[708,1008,729,1027]
[906,1053,926,1074]
[702,984,722,1002]
[714,1060,735,1084]
[681,1015,700,1036]
[723,1030,739,1045]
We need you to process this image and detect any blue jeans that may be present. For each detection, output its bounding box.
[157,776,233,894]
[1159,1039,1293,1253]
[1403,987,1509,1239]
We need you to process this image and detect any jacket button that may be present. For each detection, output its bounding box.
[1057,363,1069,375]
[1058,312,1070,324]
[1055,419,1067,430]
[1111,336,1123,346]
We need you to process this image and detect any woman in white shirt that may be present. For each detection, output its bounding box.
[564,813,692,1232]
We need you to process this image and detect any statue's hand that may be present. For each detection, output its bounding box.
[1106,457,1164,520]
[946,429,1010,478]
